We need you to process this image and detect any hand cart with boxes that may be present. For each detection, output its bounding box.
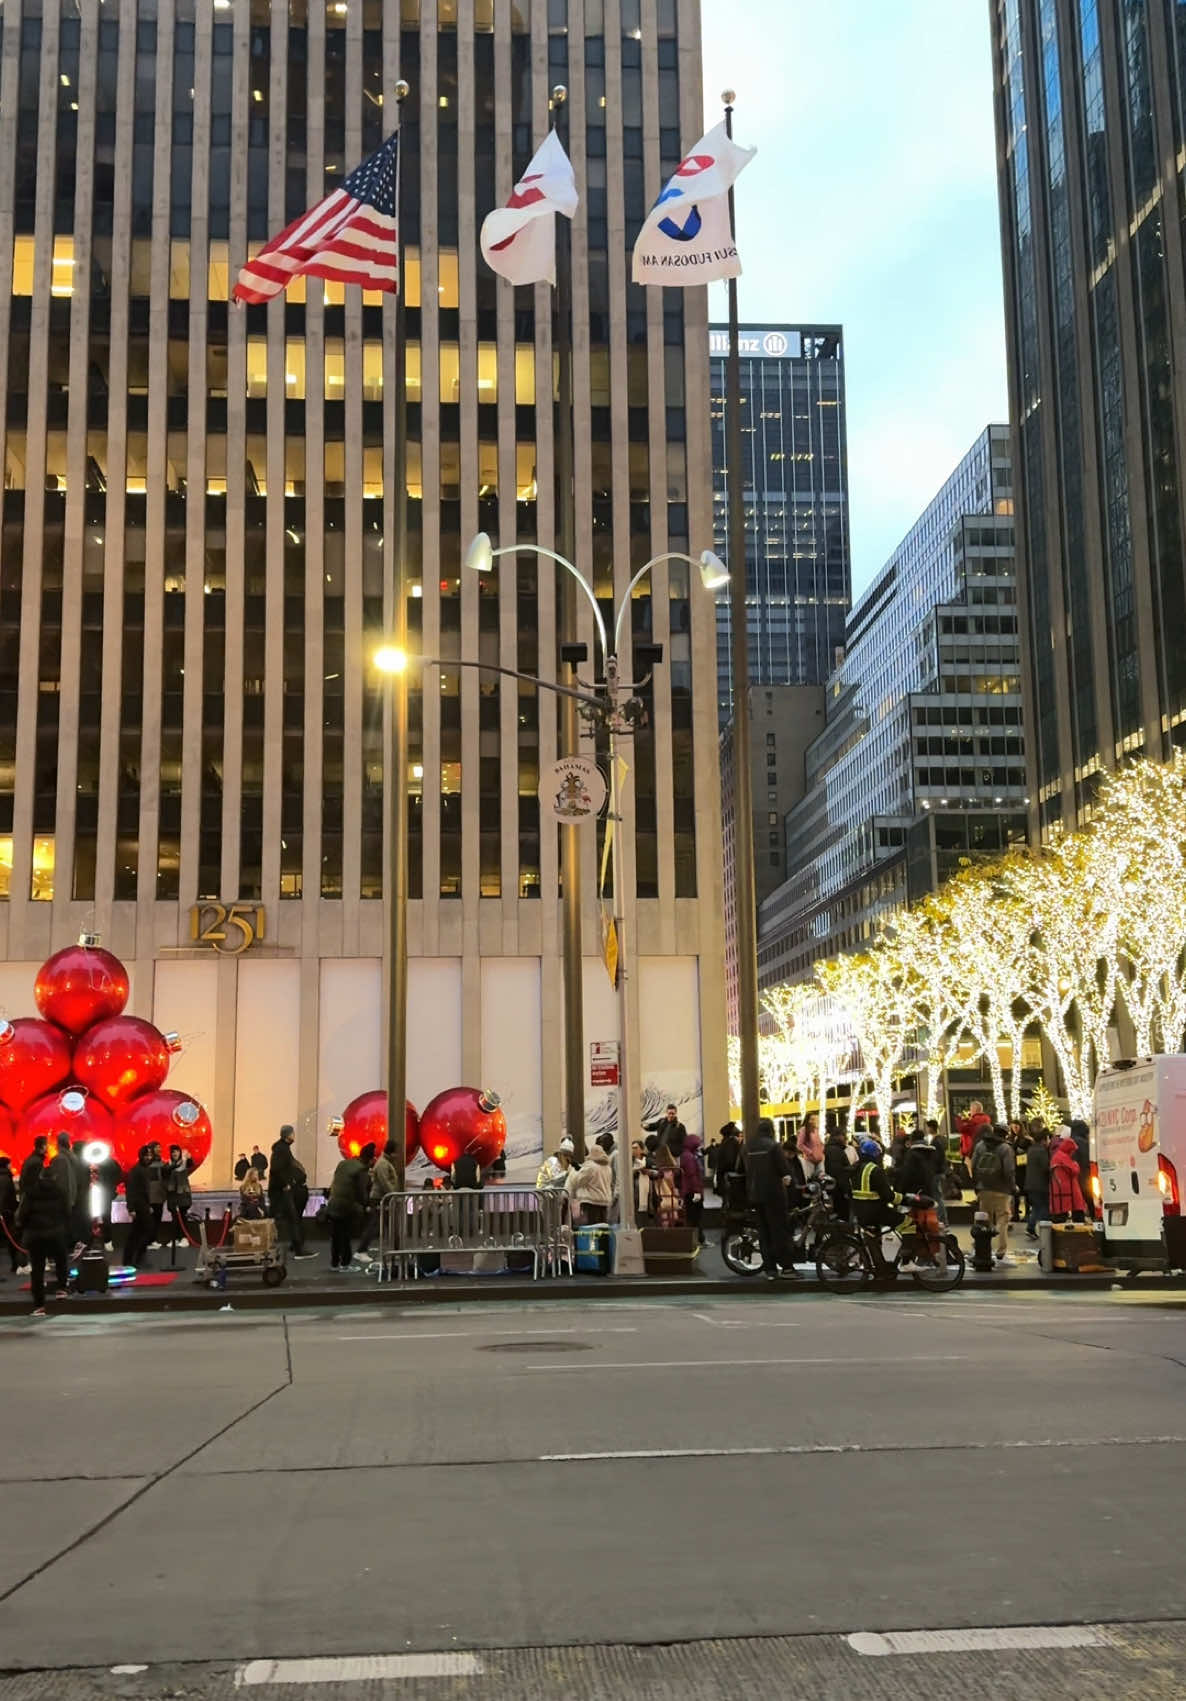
[194,1216,287,1288]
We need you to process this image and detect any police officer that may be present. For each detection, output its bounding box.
[850,1137,902,1262]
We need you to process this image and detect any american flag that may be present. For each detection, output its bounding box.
[233,132,400,305]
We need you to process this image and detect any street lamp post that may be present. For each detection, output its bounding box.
[465,536,727,1265]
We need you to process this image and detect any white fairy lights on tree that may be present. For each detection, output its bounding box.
[748,756,1186,1129]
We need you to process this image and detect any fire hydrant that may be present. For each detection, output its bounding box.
[971,1211,994,1272]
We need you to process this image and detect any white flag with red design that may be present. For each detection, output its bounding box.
[480,130,578,287]
[632,121,756,285]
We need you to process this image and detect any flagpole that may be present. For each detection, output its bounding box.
[552,84,587,1163]
[386,79,412,1190]
[722,89,761,1142]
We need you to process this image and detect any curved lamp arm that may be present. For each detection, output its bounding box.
[611,549,729,653]
[490,541,610,662]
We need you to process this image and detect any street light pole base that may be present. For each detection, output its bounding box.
[612,1226,646,1276]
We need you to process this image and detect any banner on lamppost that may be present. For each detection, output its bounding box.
[541,755,606,823]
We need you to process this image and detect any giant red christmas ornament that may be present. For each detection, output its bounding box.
[73,1016,180,1112]
[19,1087,113,1165]
[115,1089,213,1173]
[331,1090,419,1163]
[0,1016,73,1113]
[420,1086,506,1172]
[35,938,129,1036]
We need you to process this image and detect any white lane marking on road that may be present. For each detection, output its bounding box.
[110,1666,148,1675]
[543,1435,1186,1461]
[334,1326,639,1341]
[235,1654,485,1686]
[524,1354,968,1372]
[847,1625,1110,1656]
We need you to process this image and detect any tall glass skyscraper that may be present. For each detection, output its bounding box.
[991,0,1186,838]
[0,0,727,1180]
[709,323,850,724]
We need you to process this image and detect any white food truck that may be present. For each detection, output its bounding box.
[1092,1057,1186,1271]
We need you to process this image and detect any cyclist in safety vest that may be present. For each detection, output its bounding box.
[849,1138,902,1234]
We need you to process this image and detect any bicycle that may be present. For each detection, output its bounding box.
[814,1193,966,1293]
[721,1176,838,1277]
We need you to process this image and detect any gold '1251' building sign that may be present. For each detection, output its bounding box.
[189,903,266,955]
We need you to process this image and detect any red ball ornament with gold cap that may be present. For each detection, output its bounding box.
[34,934,130,1037]
[114,1089,213,1174]
[73,1016,181,1112]
[329,1090,419,1163]
[19,1085,113,1161]
[420,1086,507,1173]
[0,1016,73,1114]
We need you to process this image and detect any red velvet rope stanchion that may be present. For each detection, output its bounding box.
[0,1215,27,1259]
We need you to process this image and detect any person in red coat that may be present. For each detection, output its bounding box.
[1049,1131,1087,1223]
[957,1101,992,1164]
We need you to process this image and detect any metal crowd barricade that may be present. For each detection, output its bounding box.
[375,1186,574,1282]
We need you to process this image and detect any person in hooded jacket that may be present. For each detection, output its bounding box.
[1050,1130,1087,1222]
[16,1161,71,1315]
[1067,1119,1092,1210]
[823,1124,852,1220]
[122,1146,156,1269]
[678,1132,706,1243]
[745,1118,797,1280]
[327,1142,373,1271]
[565,1140,614,1223]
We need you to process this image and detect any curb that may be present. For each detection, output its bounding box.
[1,1268,1182,1318]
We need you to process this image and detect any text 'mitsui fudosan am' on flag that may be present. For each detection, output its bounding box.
[232,131,400,304]
[631,119,756,286]
[479,129,578,287]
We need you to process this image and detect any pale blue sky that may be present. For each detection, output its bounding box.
[700,0,1008,598]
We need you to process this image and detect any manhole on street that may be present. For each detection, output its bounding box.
[478,1340,592,1353]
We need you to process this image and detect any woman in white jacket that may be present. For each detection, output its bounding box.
[565,1142,614,1223]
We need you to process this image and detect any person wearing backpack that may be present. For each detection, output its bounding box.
[971,1123,1016,1265]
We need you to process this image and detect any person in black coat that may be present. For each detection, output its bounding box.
[0,1155,18,1276]
[712,1122,743,1197]
[16,1163,71,1313]
[895,1129,942,1201]
[267,1126,314,1257]
[122,1147,156,1269]
[745,1118,797,1280]
[823,1128,852,1220]
[20,1135,49,1199]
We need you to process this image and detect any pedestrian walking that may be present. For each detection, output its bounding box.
[1050,1129,1087,1222]
[16,1161,71,1316]
[326,1143,372,1271]
[0,1155,19,1278]
[565,1140,614,1224]
[1024,1127,1051,1237]
[744,1117,796,1280]
[971,1122,1016,1265]
[267,1125,316,1258]
[678,1132,706,1244]
[122,1146,156,1269]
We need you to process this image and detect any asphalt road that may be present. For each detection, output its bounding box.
[2,1288,1185,1699]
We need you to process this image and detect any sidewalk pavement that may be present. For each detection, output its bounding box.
[0,1217,1179,1317]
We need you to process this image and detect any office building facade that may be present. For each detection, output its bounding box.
[758,427,1027,987]
[709,323,850,723]
[0,0,727,1182]
[992,0,1186,837]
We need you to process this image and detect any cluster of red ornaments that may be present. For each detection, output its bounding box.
[334,1086,507,1173]
[0,940,212,1175]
